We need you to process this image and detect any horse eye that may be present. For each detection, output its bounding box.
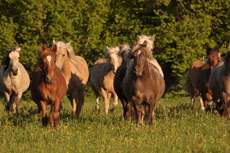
[62,54,65,57]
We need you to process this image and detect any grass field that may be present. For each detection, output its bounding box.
[0,94,230,153]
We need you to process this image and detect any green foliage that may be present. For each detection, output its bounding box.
[0,0,230,92]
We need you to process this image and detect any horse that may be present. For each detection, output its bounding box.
[31,45,67,128]
[90,46,122,114]
[114,44,135,119]
[209,45,230,119]
[0,47,30,113]
[123,42,165,125]
[52,41,89,118]
[183,48,220,111]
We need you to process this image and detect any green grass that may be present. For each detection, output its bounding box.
[0,95,230,153]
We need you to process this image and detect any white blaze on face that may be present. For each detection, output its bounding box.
[137,50,142,55]
[47,55,52,65]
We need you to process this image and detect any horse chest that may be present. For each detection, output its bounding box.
[39,84,57,103]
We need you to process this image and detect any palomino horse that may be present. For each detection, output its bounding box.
[0,47,30,113]
[52,41,89,118]
[183,47,220,110]
[90,46,122,114]
[31,45,67,128]
[209,45,230,119]
[123,42,165,125]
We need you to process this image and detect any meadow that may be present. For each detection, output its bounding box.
[0,93,230,153]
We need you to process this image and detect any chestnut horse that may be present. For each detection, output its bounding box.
[31,45,67,128]
[123,42,165,125]
[183,47,220,110]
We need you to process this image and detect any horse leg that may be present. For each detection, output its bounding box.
[4,92,11,112]
[135,103,144,125]
[124,101,132,121]
[91,84,100,111]
[53,100,61,128]
[110,92,118,112]
[101,89,109,114]
[49,104,54,128]
[15,92,22,114]
[148,102,156,126]
[76,87,84,118]
[40,100,48,126]
[198,95,205,111]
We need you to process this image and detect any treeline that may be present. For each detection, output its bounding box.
[0,0,230,93]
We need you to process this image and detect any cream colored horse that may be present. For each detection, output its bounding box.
[90,46,122,114]
[53,41,89,118]
[0,47,30,113]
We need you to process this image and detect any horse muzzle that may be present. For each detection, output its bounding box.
[46,76,54,84]
[12,69,18,75]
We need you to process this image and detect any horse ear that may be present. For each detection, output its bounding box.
[16,47,21,53]
[53,40,56,44]
[106,47,111,53]
[136,35,141,40]
[42,45,46,51]
[67,41,71,45]
[51,45,57,53]
[150,34,156,41]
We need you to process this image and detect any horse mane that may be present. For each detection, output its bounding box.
[104,46,120,59]
[132,43,154,61]
[2,47,20,70]
[54,41,79,68]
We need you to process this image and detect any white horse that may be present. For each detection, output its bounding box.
[90,46,122,114]
[0,47,30,113]
[136,34,164,78]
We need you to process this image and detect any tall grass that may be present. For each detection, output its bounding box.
[0,95,229,153]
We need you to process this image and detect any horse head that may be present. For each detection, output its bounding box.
[105,46,122,73]
[207,47,220,69]
[137,34,156,51]
[53,40,71,70]
[6,47,21,75]
[133,42,148,76]
[41,45,57,84]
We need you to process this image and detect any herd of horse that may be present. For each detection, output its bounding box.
[0,34,229,128]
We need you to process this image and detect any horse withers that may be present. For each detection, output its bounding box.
[123,42,165,125]
[31,45,67,128]
[0,47,30,114]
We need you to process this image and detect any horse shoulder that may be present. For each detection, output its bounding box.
[70,55,89,85]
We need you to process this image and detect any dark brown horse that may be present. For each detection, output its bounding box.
[123,42,165,125]
[31,45,67,128]
[114,44,135,120]
[183,48,220,110]
[209,46,230,119]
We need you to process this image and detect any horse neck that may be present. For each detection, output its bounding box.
[61,58,71,85]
